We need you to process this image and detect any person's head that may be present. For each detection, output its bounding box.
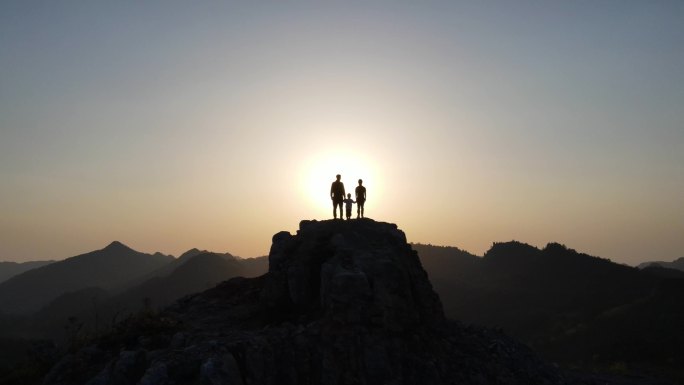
[347,193,351,198]
[358,179,363,185]
[336,174,341,181]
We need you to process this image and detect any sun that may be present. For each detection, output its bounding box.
[299,150,378,216]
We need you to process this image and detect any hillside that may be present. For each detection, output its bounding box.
[0,261,55,284]
[414,242,683,381]
[112,252,246,310]
[118,248,208,290]
[0,242,173,314]
[638,257,684,272]
[0,249,268,344]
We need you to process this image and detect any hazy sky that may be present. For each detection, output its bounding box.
[1,1,682,265]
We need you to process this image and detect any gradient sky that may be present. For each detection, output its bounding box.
[1,1,682,265]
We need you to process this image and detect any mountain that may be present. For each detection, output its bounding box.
[638,257,684,272]
[145,248,208,278]
[537,278,684,381]
[414,241,683,382]
[39,219,589,385]
[0,261,55,283]
[0,242,173,314]
[114,248,213,292]
[238,254,268,277]
[112,252,247,311]
[29,287,110,341]
[0,251,267,344]
[411,243,481,319]
[0,249,268,340]
[640,264,684,279]
[416,241,653,336]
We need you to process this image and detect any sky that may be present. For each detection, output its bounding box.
[1,1,682,265]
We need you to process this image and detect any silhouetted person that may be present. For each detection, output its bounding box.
[330,174,345,219]
[343,193,356,220]
[355,179,366,218]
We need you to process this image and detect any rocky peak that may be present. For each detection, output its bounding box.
[178,248,205,261]
[266,218,444,331]
[102,240,133,253]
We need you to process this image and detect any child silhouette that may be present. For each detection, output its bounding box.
[343,193,356,220]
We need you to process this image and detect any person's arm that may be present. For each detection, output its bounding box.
[330,183,334,199]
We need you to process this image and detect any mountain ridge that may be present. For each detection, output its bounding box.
[414,241,683,382]
[0,242,173,314]
[0,260,55,284]
[638,256,684,271]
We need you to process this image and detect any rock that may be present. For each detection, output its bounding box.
[269,218,445,331]
[137,363,168,385]
[199,354,243,385]
[268,231,295,272]
[42,348,108,385]
[85,350,146,385]
[169,332,186,350]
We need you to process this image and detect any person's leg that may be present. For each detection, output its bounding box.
[333,201,337,218]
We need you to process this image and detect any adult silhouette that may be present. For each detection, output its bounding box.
[355,179,366,218]
[330,174,345,219]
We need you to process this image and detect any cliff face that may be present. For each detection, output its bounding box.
[42,219,568,385]
[266,219,444,331]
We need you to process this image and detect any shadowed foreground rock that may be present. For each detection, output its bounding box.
[44,219,580,385]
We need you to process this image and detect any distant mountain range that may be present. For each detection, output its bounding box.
[115,252,254,311]
[0,242,173,314]
[0,261,54,284]
[637,256,684,272]
[413,242,684,381]
[0,241,267,344]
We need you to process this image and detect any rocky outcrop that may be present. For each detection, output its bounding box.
[266,219,444,330]
[42,219,575,385]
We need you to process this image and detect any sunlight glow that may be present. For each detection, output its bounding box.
[299,150,378,217]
